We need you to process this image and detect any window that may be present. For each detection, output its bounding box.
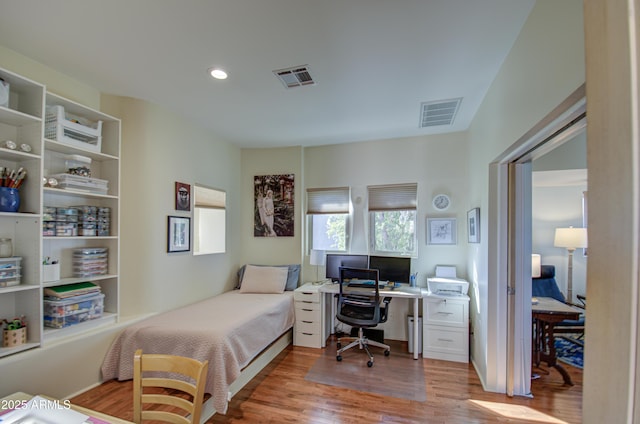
[368,183,417,256]
[306,187,350,252]
[193,184,226,255]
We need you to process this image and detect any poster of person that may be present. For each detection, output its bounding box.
[175,182,191,211]
[254,174,294,237]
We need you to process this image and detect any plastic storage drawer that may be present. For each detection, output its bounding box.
[0,257,21,287]
[43,292,105,328]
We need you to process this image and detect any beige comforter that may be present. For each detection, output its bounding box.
[101,290,295,414]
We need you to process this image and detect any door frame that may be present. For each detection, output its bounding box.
[489,85,586,396]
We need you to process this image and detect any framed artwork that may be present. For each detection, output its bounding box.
[467,208,480,243]
[167,216,191,252]
[254,174,295,237]
[175,182,191,211]
[427,217,457,245]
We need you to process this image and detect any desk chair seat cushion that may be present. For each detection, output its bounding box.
[532,265,566,303]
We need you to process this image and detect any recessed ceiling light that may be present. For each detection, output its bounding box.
[208,68,228,80]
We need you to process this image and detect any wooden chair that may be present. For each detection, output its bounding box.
[133,349,208,424]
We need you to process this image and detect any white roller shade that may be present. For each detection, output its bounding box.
[194,185,226,209]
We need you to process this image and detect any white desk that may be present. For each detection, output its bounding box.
[319,283,423,359]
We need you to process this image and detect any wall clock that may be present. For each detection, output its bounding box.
[432,194,451,211]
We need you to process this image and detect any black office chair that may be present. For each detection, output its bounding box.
[336,266,391,367]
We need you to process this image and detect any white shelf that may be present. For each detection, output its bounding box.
[42,274,117,288]
[44,138,117,161]
[0,341,40,358]
[0,106,41,126]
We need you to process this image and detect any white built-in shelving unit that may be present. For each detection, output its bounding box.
[0,66,120,358]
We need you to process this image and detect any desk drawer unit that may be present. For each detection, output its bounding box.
[294,284,323,348]
[424,297,468,327]
[423,294,469,363]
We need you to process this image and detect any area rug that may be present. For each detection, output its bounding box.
[304,340,427,402]
[555,335,583,369]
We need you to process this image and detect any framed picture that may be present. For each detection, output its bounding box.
[254,174,295,237]
[427,217,457,245]
[167,216,191,253]
[467,208,480,243]
[175,182,191,211]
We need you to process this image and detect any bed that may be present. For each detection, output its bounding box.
[101,286,295,416]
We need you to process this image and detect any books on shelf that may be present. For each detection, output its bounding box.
[44,281,101,299]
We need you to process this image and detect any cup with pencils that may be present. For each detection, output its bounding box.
[0,167,26,213]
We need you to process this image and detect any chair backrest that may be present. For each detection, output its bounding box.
[337,267,381,327]
[532,264,566,303]
[133,349,209,424]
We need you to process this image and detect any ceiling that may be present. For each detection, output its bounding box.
[0,0,535,148]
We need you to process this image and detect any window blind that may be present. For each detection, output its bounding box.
[194,185,226,209]
[306,187,350,214]
[367,183,417,211]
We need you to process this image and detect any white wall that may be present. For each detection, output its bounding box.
[304,134,470,339]
[466,0,584,392]
[240,147,303,269]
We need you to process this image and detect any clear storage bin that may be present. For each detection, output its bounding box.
[49,174,108,195]
[0,257,21,287]
[73,248,108,277]
[43,292,104,328]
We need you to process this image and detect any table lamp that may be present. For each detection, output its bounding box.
[310,249,326,284]
[554,227,588,303]
[531,254,541,278]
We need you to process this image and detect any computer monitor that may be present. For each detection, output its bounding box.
[325,254,369,282]
[368,255,411,284]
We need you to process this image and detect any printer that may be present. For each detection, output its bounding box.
[426,265,469,297]
[427,277,470,297]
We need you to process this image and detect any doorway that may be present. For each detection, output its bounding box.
[489,85,586,396]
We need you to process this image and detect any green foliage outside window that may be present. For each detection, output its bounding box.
[372,210,416,254]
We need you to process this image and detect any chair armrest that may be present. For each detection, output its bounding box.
[379,297,392,323]
[576,294,586,308]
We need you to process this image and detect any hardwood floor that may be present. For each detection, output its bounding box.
[71,338,582,423]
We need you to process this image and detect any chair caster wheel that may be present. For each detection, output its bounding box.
[384,350,390,356]
[337,355,342,362]
[337,342,341,349]
[367,360,373,367]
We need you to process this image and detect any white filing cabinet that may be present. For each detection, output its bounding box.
[294,283,324,348]
[422,293,470,363]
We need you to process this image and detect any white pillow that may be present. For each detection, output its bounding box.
[239,265,288,294]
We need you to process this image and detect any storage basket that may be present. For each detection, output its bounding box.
[3,326,26,347]
[43,292,104,328]
[45,105,102,152]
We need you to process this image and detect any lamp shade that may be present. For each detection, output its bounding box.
[554,227,588,249]
[531,254,541,278]
[310,249,326,266]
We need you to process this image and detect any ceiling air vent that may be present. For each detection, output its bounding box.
[273,65,316,88]
[419,98,462,128]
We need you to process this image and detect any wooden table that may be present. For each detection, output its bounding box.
[1,392,133,423]
[532,297,582,385]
